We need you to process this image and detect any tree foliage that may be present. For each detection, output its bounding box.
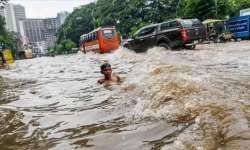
[94,0,178,37]
[0,15,7,36]
[178,0,250,20]
[0,16,15,55]
[57,3,96,45]
[0,1,19,58]
[0,16,7,48]
[51,39,76,54]
[57,0,178,45]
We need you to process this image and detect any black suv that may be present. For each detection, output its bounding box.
[123,19,206,51]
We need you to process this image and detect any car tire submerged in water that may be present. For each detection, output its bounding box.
[158,43,170,50]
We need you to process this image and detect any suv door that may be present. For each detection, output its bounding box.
[159,21,182,48]
[133,26,157,50]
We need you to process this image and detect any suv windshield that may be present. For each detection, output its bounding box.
[134,25,157,37]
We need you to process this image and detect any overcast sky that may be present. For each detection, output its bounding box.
[10,0,95,18]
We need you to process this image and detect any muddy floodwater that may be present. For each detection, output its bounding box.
[0,41,250,150]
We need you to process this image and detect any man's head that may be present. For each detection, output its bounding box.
[100,63,112,78]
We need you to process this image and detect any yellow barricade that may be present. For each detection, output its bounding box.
[2,49,14,64]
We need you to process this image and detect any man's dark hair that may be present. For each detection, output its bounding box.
[100,63,111,70]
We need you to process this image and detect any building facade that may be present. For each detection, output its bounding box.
[14,4,26,32]
[1,3,69,55]
[43,18,59,50]
[0,3,26,33]
[19,19,45,43]
[19,18,59,54]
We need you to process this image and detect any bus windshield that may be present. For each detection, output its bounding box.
[102,29,114,38]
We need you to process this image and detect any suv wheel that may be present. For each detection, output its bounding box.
[158,43,170,50]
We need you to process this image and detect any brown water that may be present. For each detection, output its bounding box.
[0,41,250,150]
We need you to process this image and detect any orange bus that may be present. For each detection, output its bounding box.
[79,27,120,53]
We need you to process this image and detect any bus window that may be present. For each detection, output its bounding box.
[102,29,114,38]
[87,34,90,41]
[89,33,92,40]
[94,32,97,40]
[91,33,94,40]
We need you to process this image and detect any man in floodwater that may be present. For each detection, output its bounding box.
[98,63,121,85]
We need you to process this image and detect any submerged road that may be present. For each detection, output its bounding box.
[0,41,250,149]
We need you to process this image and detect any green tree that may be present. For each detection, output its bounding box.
[54,39,76,54]
[0,15,6,35]
[47,46,55,54]
[54,44,63,54]
[178,0,250,20]
[94,0,178,37]
[57,0,179,41]
[62,39,76,52]
[178,0,219,20]
[0,16,13,50]
[57,3,96,45]
[0,16,20,58]
[228,0,250,16]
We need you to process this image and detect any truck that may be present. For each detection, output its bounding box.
[228,15,250,39]
[18,48,33,59]
[24,48,33,59]
[123,18,206,51]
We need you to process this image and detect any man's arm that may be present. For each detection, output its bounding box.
[98,79,104,84]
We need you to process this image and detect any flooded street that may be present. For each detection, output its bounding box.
[0,41,250,150]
